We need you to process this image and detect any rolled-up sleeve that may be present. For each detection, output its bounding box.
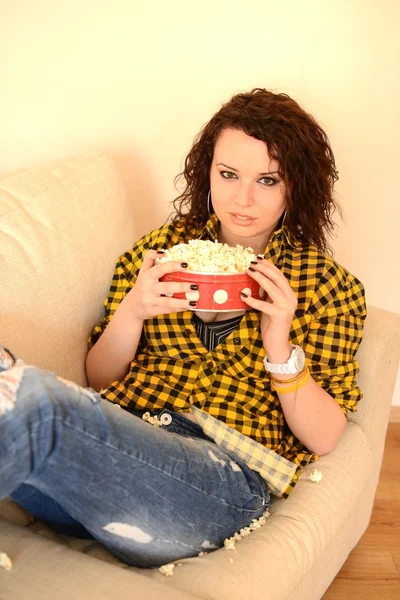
[87,233,151,349]
[303,264,367,415]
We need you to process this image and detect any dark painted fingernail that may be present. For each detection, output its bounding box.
[241,292,248,298]
[189,301,197,306]
[190,284,198,290]
[157,250,165,254]
[160,294,166,297]
[250,261,258,265]
[248,267,256,272]
[181,262,188,268]
[257,255,264,260]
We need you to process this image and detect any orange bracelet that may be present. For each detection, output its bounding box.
[271,369,310,393]
[270,366,308,385]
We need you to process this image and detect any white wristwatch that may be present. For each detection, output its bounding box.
[263,345,305,375]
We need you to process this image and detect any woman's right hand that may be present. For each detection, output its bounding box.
[120,249,197,322]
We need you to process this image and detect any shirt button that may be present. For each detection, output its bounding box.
[234,337,240,344]
[184,329,191,337]
[160,413,172,426]
[207,361,213,369]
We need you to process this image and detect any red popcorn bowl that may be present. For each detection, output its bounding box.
[160,271,265,312]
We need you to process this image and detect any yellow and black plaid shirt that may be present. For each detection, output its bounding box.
[88,214,366,498]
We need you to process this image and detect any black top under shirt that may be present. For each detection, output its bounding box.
[192,313,243,351]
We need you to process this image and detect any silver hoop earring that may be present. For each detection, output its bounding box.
[281,209,287,227]
[207,190,212,216]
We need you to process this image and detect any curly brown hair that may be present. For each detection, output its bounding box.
[169,88,340,254]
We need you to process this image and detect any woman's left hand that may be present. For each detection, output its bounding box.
[241,259,297,363]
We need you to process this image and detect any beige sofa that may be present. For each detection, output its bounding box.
[1,153,399,600]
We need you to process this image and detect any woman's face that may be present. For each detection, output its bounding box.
[209,128,286,253]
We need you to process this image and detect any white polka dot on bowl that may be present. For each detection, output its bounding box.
[213,289,229,304]
[185,291,200,301]
[241,287,252,297]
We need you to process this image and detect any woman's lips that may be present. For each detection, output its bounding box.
[230,213,256,226]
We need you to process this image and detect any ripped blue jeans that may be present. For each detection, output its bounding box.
[0,347,270,568]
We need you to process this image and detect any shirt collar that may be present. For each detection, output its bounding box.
[266,225,299,249]
[203,213,220,240]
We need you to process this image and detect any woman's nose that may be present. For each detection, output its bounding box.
[234,185,254,207]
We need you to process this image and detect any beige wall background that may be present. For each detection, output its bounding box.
[1,0,399,404]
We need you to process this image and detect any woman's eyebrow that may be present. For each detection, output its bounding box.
[216,162,279,176]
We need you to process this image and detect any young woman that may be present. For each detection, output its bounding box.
[0,88,366,568]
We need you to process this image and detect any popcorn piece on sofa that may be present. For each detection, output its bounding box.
[159,562,183,576]
[0,552,12,571]
[223,508,272,551]
[308,468,323,482]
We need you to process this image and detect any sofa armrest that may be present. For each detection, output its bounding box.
[350,305,400,452]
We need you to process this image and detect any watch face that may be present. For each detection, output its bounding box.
[294,348,305,371]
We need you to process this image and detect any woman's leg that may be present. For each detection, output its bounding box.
[11,484,94,538]
[1,348,93,538]
[0,348,269,568]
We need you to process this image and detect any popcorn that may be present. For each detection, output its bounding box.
[222,508,272,552]
[223,537,237,551]
[156,240,256,273]
[0,552,12,571]
[160,509,272,574]
[308,469,323,483]
[142,412,163,427]
[159,562,182,576]
[159,563,176,576]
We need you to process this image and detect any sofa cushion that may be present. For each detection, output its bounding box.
[0,153,136,386]
[0,521,199,600]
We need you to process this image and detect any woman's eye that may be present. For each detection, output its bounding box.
[220,171,237,179]
[220,171,277,186]
[259,177,277,186]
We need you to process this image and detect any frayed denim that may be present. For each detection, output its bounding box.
[0,347,269,568]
